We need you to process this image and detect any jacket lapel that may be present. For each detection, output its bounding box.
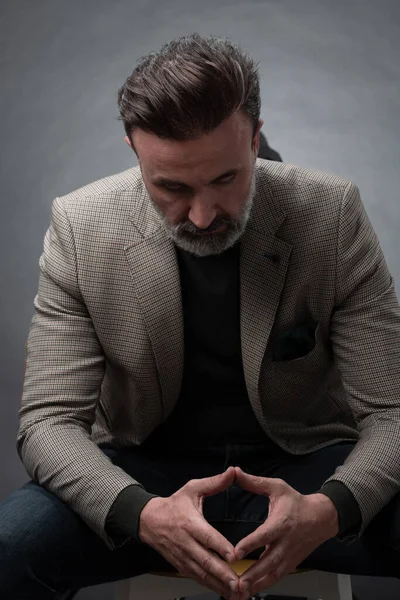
[124,182,184,420]
[240,172,292,420]
[240,230,292,418]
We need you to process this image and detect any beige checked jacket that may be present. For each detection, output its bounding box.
[18,159,400,550]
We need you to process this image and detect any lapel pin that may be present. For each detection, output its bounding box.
[264,252,280,264]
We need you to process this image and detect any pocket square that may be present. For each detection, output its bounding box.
[272,319,319,361]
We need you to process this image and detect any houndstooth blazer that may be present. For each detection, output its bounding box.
[18,158,400,550]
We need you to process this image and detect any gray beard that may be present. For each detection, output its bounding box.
[149,169,257,257]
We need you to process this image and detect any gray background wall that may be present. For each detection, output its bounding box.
[1,1,399,598]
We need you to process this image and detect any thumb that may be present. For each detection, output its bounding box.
[234,466,276,496]
[191,466,236,498]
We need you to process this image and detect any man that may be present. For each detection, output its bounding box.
[1,32,400,600]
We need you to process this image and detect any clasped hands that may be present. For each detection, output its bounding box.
[139,465,339,600]
[219,466,339,599]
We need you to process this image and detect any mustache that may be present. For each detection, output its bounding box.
[172,215,236,235]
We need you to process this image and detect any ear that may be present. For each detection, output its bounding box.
[125,135,140,163]
[252,119,264,156]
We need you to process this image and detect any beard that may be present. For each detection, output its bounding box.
[149,168,257,257]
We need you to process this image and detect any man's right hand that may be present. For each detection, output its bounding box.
[138,466,245,600]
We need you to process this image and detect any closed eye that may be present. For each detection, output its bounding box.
[164,183,185,192]
[162,174,236,193]
[217,174,236,185]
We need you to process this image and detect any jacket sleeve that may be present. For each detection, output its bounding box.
[322,181,400,542]
[17,196,149,551]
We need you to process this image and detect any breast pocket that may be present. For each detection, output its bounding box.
[271,320,323,371]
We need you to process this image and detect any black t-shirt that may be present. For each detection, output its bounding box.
[142,240,267,449]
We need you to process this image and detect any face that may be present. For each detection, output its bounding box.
[126,112,263,257]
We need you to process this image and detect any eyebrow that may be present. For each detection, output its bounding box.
[152,168,240,188]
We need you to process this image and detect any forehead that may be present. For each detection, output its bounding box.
[133,112,253,181]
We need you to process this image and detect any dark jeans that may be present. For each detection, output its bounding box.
[1,440,400,599]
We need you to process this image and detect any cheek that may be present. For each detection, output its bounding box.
[222,185,249,218]
[152,193,188,224]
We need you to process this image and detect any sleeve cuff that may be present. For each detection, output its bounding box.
[105,484,160,547]
[319,480,362,543]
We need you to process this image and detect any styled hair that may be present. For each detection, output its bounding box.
[117,33,261,143]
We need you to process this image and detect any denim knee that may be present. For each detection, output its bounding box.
[0,482,70,598]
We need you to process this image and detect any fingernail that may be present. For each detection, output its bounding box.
[225,552,233,562]
[236,549,245,560]
[229,580,237,592]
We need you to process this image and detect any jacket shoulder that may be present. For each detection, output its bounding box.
[256,158,354,191]
[58,166,142,206]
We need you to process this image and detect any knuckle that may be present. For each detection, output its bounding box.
[174,539,186,554]
[184,479,198,492]
[275,477,287,489]
[169,554,185,575]
[208,474,219,486]
[179,564,191,578]
[180,516,191,532]
[253,475,264,486]
[180,513,196,533]
[202,527,213,547]
[199,478,213,495]
[269,553,282,573]
[201,569,212,584]
[280,514,290,528]
[200,553,213,572]
[281,513,295,531]
[217,561,230,579]
[198,568,224,596]
[269,570,280,585]
[287,515,296,530]
[184,560,199,579]
[170,547,184,566]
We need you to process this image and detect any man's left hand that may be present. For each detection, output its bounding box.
[232,466,339,599]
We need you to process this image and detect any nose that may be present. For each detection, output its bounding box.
[188,196,217,230]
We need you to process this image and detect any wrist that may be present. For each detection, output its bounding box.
[308,493,339,539]
[138,497,165,543]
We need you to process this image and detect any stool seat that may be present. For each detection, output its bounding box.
[149,558,310,577]
[149,558,255,578]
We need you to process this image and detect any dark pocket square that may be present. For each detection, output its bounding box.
[272,319,319,361]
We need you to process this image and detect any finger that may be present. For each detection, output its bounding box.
[240,546,290,598]
[234,467,283,496]
[242,566,287,598]
[190,466,236,498]
[234,521,283,560]
[184,556,236,599]
[240,544,285,594]
[188,539,241,599]
[194,521,237,564]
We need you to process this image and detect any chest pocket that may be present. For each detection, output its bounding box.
[271,319,323,370]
